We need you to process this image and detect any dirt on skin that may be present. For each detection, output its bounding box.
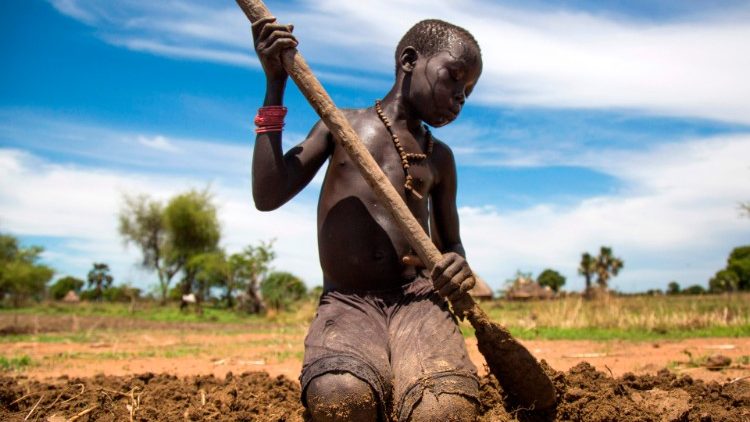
[1,363,748,422]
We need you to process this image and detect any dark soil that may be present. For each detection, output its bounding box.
[1,363,748,421]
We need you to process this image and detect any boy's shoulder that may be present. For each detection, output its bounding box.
[429,134,455,166]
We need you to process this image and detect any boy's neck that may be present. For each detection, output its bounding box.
[379,80,424,134]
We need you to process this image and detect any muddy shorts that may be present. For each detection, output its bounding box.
[300,274,479,421]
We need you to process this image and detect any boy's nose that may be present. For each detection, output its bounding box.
[454,90,466,105]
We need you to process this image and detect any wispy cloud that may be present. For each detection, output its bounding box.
[137,135,181,153]
[49,0,750,124]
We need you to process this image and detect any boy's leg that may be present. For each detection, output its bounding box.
[300,291,392,421]
[306,372,377,422]
[388,276,480,422]
[409,390,477,422]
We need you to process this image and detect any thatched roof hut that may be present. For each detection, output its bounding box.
[62,290,80,303]
[469,275,493,300]
[505,277,553,301]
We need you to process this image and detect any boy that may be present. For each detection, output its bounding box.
[251,17,482,422]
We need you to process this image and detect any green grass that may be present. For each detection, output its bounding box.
[0,355,33,371]
[0,299,321,327]
[3,293,749,342]
[39,344,211,364]
[0,302,269,324]
[459,324,750,341]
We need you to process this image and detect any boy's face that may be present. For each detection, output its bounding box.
[407,43,482,128]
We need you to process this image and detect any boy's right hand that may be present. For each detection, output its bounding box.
[252,16,298,82]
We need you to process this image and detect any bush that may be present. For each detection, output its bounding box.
[537,269,566,293]
[666,281,680,295]
[683,284,706,295]
[49,276,84,300]
[261,271,307,311]
[102,285,141,303]
[0,234,53,307]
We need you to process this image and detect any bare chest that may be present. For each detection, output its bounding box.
[327,124,436,198]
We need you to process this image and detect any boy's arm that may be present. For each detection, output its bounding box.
[251,17,333,211]
[429,141,475,300]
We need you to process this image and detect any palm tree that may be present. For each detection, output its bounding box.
[578,253,596,293]
[594,246,624,290]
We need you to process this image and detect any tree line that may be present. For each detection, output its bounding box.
[0,189,310,312]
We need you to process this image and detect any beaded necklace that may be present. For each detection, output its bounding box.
[375,100,433,199]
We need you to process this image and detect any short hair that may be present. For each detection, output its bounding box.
[395,19,481,73]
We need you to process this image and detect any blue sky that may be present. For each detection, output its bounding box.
[1,0,749,294]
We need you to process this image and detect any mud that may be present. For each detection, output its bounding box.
[2,363,748,421]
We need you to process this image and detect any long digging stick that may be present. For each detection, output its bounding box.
[236,0,556,410]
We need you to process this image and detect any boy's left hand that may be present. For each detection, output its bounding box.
[431,252,475,301]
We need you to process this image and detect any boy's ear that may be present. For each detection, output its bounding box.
[399,46,418,73]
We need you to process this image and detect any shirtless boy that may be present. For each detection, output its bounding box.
[251,17,483,421]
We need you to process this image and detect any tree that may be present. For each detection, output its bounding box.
[709,245,750,293]
[537,269,566,293]
[185,251,227,313]
[261,271,307,311]
[235,241,275,314]
[86,263,113,301]
[709,269,739,293]
[594,246,624,289]
[666,281,680,295]
[727,246,750,291]
[49,276,84,300]
[0,234,53,307]
[578,252,596,292]
[119,190,221,305]
[164,190,221,309]
[119,194,179,304]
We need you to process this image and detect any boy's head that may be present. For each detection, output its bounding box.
[395,20,482,127]
[395,19,481,75]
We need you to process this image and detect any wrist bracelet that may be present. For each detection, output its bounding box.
[255,105,287,134]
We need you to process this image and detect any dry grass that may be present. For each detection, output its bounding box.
[481,292,750,340]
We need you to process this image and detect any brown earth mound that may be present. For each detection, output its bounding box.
[1,363,748,421]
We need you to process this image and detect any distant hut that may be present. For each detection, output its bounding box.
[469,275,493,301]
[62,290,80,303]
[505,277,554,301]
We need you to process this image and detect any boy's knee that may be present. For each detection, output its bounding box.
[409,391,478,422]
[306,372,378,422]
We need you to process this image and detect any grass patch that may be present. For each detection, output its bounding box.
[0,355,33,371]
[0,299,320,328]
[3,293,749,341]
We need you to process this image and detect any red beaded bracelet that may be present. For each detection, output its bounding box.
[254,105,287,134]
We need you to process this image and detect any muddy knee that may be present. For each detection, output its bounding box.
[409,391,478,422]
[306,372,377,421]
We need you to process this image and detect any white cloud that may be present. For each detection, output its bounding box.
[48,0,750,124]
[0,147,322,290]
[137,135,180,153]
[460,134,750,292]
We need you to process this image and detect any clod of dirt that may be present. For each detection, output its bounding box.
[704,354,732,371]
[0,325,34,336]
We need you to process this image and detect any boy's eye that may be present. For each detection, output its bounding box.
[450,69,464,81]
